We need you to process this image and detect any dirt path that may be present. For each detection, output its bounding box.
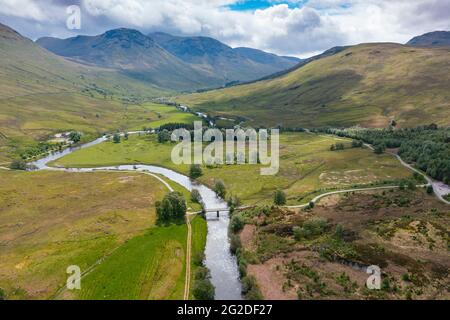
[184,215,193,300]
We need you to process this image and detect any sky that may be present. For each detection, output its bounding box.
[0,0,449,58]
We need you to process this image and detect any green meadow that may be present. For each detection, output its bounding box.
[51,132,412,206]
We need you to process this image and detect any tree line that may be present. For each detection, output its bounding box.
[314,125,450,184]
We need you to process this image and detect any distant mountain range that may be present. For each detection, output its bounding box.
[37,29,300,91]
[149,32,300,85]
[407,31,450,47]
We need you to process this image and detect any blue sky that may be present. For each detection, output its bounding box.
[227,0,306,11]
[0,0,449,57]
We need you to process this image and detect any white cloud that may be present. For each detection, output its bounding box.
[1,0,449,57]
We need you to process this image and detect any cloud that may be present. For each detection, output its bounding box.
[0,0,449,57]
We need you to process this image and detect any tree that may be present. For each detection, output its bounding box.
[426,185,434,195]
[0,287,5,300]
[155,192,187,224]
[308,201,315,209]
[213,180,226,199]
[69,131,81,143]
[374,144,385,154]
[9,160,28,171]
[157,129,171,143]
[273,190,286,206]
[124,133,129,141]
[352,140,363,148]
[113,133,121,144]
[230,214,245,233]
[193,267,215,300]
[189,164,203,179]
[191,189,201,203]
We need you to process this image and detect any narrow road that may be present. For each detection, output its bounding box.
[284,184,428,209]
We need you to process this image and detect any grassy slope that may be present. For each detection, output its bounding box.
[178,43,450,128]
[51,132,411,205]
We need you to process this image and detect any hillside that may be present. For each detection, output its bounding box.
[150,32,299,83]
[37,29,221,91]
[407,31,450,47]
[177,43,450,128]
[0,23,169,161]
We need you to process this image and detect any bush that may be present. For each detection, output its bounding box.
[10,160,28,171]
[157,129,171,143]
[241,276,263,300]
[112,133,121,144]
[293,218,328,240]
[69,131,81,143]
[229,233,242,254]
[213,180,226,199]
[189,164,203,179]
[230,214,245,233]
[191,189,202,203]
[193,267,215,300]
[273,189,286,206]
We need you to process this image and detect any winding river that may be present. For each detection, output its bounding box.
[30,135,242,300]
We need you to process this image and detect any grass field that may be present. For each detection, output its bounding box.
[51,132,412,205]
[70,223,188,300]
[177,44,450,128]
[0,169,208,300]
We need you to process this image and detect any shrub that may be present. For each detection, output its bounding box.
[193,267,215,300]
[213,180,226,199]
[10,160,28,171]
[273,190,287,206]
[191,189,202,203]
[69,131,81,143]
[230,214,245,233]
[157,129,171,143]
[112,133,121,144]
[294,218,328,240]
[189,164,203,179]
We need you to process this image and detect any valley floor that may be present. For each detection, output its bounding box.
[51,132,412,206]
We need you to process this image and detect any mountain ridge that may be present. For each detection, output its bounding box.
[407,31,450,47]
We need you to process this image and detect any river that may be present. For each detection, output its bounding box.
[30,135,242,300]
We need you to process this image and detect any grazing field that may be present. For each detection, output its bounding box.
[0,170,182,300]
[68,223,188,300]
[177,44,450,128]
[142,103,199,128]
[234,189,450,300]
[51,132,412,206]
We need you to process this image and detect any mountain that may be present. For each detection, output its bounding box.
[177,43,450,128]
[149,32,300,84]
[37,29,222,91]
[407,31,450,47]
[0,23,169,161]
